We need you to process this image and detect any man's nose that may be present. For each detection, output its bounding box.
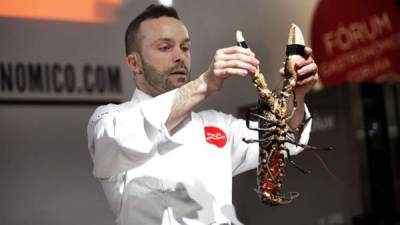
[173,48,185,62]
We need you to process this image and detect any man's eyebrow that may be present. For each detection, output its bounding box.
[155,37,191,43]
[157,38,173,42]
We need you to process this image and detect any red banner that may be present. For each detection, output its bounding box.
[311,0,400,87]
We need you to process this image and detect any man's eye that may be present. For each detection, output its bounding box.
[182,46,190,52]
[158,46,170,51]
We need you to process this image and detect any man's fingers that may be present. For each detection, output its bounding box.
[297,73,319,86]
[304,46,313,56]
[214,53,259,66]
[294,46,314,68]
[214,60,257,73]
[280,61,318,77]
[297,62,318,77]
[212,46,259,77]
[295,56,315,68]
[214,68,249,77]
[217,46,255,56]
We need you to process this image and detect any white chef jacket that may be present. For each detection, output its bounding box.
[87,88,311,225]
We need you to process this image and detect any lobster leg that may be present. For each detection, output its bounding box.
[285,139,333,151]
[245,111,278,132]
[245,120,276,132]
[287,114,313,133]
[243,131,287,144]
[284,147,310,174]
[242,137,267,144]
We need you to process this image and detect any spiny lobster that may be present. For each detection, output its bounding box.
[237,25,332,206]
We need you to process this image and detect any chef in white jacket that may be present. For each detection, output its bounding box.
[87,4,319,225]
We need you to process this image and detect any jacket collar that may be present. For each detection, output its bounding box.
[131,88,153,102]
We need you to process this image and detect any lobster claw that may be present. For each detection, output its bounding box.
[287,24,305,46]
[283,24,306,96]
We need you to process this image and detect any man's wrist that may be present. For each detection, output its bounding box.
[198,72,223,97]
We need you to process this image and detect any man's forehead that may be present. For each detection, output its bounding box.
[139,17,189,41]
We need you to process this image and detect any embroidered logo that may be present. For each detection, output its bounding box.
[204,126,227,148]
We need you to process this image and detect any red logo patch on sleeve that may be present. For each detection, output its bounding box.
[204,126,227,148]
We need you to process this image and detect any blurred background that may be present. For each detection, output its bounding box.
[0,0,399,224]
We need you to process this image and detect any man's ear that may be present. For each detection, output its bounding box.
[127,52,144,74]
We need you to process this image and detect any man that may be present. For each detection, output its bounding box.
[87,4,318,225]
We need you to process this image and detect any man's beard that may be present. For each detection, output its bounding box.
[141,59,190,93]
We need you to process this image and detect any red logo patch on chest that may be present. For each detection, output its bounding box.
[204,126,227,148]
